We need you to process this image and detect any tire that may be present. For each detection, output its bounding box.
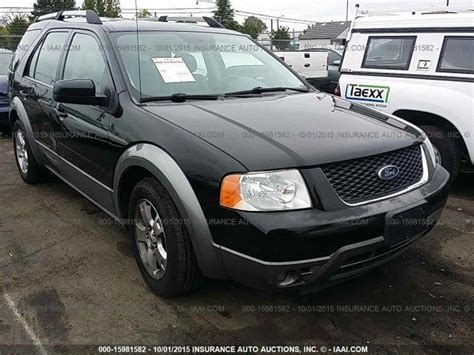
[420,125,461,183]
[128,177,201,297]
[12,120,47,184]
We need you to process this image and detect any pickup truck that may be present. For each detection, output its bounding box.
[274,50,329,86]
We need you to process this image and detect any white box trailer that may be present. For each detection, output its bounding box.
[339,11,474,181]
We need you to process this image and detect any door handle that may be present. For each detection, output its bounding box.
[54,105,68,121]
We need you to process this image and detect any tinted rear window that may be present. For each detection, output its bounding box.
[438,37,474,74]
[10,29,41,71]
[31,32,69,85]
[362,36,416,70]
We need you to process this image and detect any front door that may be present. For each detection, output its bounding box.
[52,31,117,210]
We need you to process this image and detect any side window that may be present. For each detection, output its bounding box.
[328,51,341,65]
[362,36,416,70]
[31,32,69,85]
[63,33,107,94]
[437,37,474,74]
[11,29,40,71]
[27,45,40,78]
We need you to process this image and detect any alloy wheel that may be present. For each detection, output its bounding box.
[15,129,29,174]
[134,199,168,280]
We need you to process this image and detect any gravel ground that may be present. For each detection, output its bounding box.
[0,136,473,353]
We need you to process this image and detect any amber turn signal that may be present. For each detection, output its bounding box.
[220,174,242,208]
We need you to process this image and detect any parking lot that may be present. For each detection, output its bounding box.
[0,136,473,352]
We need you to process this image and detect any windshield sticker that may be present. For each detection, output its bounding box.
[152,57,196,83]
[345,84,390,104]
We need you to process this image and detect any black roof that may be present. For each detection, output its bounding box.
[300,21,351,40]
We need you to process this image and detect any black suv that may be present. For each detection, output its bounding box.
[9,11,450,297]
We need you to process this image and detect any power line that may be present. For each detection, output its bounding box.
[0,6,315,24]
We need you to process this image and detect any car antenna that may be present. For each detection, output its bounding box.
[135,0,143,103]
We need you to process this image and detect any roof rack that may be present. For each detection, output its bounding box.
[154,16,224,28]
[34,10,102,25]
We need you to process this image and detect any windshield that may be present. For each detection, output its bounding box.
[112,31,306,100]
[0,52,13,75]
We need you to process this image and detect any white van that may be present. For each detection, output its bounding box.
[339,11,474,180]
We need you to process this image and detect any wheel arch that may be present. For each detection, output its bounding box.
[113,143,225,279]
[392,109,469,160]
[9,97,46,164]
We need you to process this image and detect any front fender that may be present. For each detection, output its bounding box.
[112,143,225,279]
[9,97,46,165]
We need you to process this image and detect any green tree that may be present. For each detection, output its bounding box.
[81,0,95,11]
[0,26,9,50]
[213,0,240,31]
[103,0,120,18]
[31,0,76,18]
[136,9,152,19]
[241,16,267,39]
[3,14,30,36]
[271,26,291,50]
[82,0,120,18]
[95,0,105,16]
[0,14,30,50]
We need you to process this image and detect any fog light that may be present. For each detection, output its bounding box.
[277,270,301,287]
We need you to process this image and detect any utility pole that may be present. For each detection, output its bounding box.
[446,0,450,6]
[346,0,349,21]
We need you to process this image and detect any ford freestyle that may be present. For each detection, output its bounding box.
[8,11,450,297]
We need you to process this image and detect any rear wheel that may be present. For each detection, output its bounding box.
[420,125,461,183]
[12,120,47,184]
[128,177,201,297]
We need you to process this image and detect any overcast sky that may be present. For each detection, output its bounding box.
[1,0,472,30]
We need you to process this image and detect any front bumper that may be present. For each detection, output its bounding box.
[213,164,449,290]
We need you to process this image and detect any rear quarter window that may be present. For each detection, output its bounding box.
[437,36,474,74]
[28,31,69,85]
[362,36,416,70]
[10,29,41,71]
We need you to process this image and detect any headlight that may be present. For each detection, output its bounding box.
[220,170,312,211]
[424,137,438,167]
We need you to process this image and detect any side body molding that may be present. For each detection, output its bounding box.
[113,143,225,279]
[9,97,46,165]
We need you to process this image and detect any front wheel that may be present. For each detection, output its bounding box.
[128,177,201,297]
[420,125,461,184]
[12,120,47,184]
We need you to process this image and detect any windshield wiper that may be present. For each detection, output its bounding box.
[224,86,311,97]
[141,93,221,103]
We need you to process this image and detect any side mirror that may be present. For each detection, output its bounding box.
[332,60,341,66]
[53,79,107,106]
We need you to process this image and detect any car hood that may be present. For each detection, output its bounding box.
[144,93,423,171]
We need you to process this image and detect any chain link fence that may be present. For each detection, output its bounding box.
[0,34,23,52]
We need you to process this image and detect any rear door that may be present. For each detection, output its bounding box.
[20,30,70,159]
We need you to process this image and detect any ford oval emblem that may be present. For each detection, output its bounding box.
[378,165,400,180]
